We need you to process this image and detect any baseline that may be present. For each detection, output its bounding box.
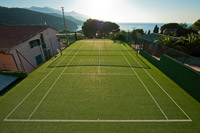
[4,119,192,123]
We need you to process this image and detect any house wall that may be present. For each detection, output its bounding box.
[10,34,43,74]
[43,28,61,56]
[8,28,61,74]
[0,53,18,71]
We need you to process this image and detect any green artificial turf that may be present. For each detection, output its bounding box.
[0,39,199,132]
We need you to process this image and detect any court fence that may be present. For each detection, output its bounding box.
[137,41,200,70]
[140,50,200,102]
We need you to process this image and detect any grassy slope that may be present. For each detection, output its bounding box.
[0,40,199,132]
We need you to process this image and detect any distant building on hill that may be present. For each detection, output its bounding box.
[0,25,61,74]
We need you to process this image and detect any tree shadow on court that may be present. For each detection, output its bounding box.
[136,54,151,69]
[47,64,150,69]
[47,55,62,69]
[52,54,124,57]
[114,41,151,69]
[113,40,127,46]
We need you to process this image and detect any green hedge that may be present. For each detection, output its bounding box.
[140,50,200,102]
[0,71,27,78]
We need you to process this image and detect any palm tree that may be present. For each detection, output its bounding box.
[155,35,177,48]
[179,33,200,55]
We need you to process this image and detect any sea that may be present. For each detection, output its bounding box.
[118,23,165,33]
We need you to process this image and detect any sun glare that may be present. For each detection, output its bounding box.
[77,0,144,22]
[85,0,116,21]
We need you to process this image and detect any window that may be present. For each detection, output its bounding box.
[35,54,43,65]
[42,43,47,49]
[29,39,41,48]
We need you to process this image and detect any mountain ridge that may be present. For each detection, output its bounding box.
[48,13,83,26]
[27,6,89,21]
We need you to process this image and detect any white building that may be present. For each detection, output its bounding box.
[0,25,61,74]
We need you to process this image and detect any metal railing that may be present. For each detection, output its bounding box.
[139,42,200,69]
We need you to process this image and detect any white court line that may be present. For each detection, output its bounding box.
[4,41,84,121]
[4,119,192,123]
[116,44,169,120]
[62,73,136,76]
[121,44,192,120]
[104,40,106,51]
[91,39,95,51]
[98,42,100,74]
[28,41,86,119]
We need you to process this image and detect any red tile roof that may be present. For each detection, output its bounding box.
[0,25,49,53]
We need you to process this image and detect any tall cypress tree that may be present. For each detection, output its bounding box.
[153,25,159,33]
[74,32,77,41]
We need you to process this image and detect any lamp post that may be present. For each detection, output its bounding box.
[61,7,68,45]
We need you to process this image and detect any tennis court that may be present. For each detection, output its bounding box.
[0,39,199,132]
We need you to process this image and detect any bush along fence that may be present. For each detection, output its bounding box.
[0,71,27,78]
[140,50,200,102]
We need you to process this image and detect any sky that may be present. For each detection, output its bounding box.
[0,0,200,23]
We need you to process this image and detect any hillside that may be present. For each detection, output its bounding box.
[27,6,89,21]
[48,13,83,26]
[0,6,78,31]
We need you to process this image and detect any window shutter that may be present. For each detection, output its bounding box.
[29,41,34,48]
[37,39,41,46]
